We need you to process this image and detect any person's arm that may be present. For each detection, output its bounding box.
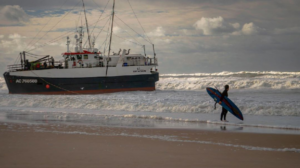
[219,91,226,104]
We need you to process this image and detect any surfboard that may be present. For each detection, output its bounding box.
[206,87,244,120]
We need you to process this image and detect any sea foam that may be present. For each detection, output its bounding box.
[157,71,300,90]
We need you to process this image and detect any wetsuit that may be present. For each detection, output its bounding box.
[220,89,228,121]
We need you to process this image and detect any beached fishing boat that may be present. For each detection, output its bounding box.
[3,0,159,94]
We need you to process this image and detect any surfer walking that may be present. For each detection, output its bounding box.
[219,85,229,122]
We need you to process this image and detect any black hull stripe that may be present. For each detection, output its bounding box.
[8,87,156,95]
[3,72,159,95]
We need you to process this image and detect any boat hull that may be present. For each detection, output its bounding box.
[3,72,159,95]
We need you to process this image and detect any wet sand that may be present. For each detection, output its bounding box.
[1,122,300,168]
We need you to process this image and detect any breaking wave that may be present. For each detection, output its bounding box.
[161,71,300,78]
[157,71,300,90]
[0,77,7,92]
[0,90,299,116]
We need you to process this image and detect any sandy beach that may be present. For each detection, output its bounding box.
[1,122,300,168]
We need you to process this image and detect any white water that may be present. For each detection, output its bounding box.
[158,71,300,90]
[1,71,300,134]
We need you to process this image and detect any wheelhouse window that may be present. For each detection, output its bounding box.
[77,55,82,60]
[84,55,88,59]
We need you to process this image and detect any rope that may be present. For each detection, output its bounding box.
[26,0,82,52]
[76,7,83,30]
[102,15,112,56]
[24,0,72,51]
[127,0,153,44]
[25,55,45,60]
[13,53,21,65]
[114,20,140,45]
[115,15,152,44]
[90,0,111,36]
[95,16,111,54]
[111,32,143,47]
[100,24,144,47]
[26,31,76,52]
[26,52,48,57]
[30,70,80,95]
[84,14,112,46]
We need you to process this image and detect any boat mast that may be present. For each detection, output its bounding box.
[106,0,115,76]
[82,0,91,49]
[108,0,115,58]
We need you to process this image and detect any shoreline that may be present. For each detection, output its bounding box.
[1,122,300,168]
[1,108,300,135]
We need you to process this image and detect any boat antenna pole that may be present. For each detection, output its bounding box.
[20,52,23,70]
[143,45,146,56]
[106,0,115,76]
[152,44,156,69]
[82,0,91,49]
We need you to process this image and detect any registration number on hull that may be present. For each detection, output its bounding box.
[16,79,38,84]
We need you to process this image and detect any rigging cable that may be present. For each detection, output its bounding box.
[90,0,111,36]
[76,7,83,31]
[108,30,143,46]
[95,15,111,45]
[115,15,151,44]
[27,15,110,53]
[127,0,153,44]
[13,54,20,65]
[25,52,49,57]
[24,0,71,51]
[114,20,140,45]
[26,0,82,52]
[84,14,111,47]
[82,0,92,48]
[26,31,77,52]
[102,15,112,56]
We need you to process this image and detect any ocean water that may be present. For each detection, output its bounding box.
[1,71,300,134]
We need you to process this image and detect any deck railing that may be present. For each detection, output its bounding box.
[8,62,63,72]
[147,58,158,66]
[7,58,158,71]
[123,57,158,67]
[7,64,23,72]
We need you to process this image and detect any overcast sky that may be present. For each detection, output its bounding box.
[0,0,299,74]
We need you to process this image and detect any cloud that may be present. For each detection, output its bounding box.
[193,16,239,35]
[147,27,166,37]
[0,0,299,74]
[0,5,30,26]
[113,26,124,34]
[274,27,300,35]
[231,22,262,35]
[193,17,264,36]
[241,22,258,35]
[231,23,240,29]
[8,33,26,39]
[153,38,171,44]
[0,33,27,54]
[145,27,171,44]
